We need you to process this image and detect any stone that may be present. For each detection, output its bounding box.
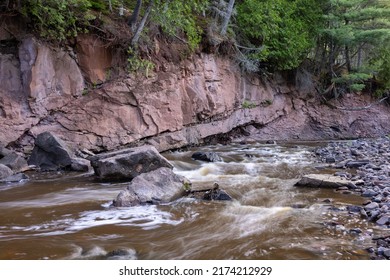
[325,157,336,163]
[0,164,13,180]
[112,167,189,207]
[105,249,137,260]
[345,160,370,168]
[362,189,378,197]
[294,174,363,188]
[70,158,90,172]
[191,151,222,162]
[28,132,74,171]
[0,173,29,183]
[347,205,363,213]
[376,215,390,226]
[90,145,173,181]
[189,182,232,201]
[203,189,232,201]
[365,202,380,211]
[384,249,390,258]
[0,152,28,173]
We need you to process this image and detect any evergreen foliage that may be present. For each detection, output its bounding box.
[236,0,323,70]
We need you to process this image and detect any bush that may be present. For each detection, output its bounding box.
[21,0,95,41]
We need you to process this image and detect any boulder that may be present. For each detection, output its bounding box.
[294,174,364,188]
[0,151,28,173]
[28,132,89,172]
[90,145,173,181]
[191,151,222,162]
[70,158,91,172]
[376,215,390,226]
[112,167,190,207]
[0,164,13,180]
[0,173,29,183]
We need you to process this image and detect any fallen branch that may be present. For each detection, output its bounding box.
[322,95,389,111]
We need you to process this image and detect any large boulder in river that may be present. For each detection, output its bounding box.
[294,174,364,188]
[28,132,90,171]
[90,145,173,181]
[113,167,190,207]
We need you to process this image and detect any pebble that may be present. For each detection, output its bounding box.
[313,136,390,259]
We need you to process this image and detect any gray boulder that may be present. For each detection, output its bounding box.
[0,145,28,173]
[0,173,29,183]
[0,164,13,180]
[294,174,364,188]
[90,145,173,181]
[113,167,190,207]
[28,132,89,172]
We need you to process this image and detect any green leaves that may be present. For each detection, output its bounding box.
[151,0,209,51]
[236,0,322,70]
[22,0,94,41]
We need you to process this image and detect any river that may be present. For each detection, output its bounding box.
[0,142,386,259]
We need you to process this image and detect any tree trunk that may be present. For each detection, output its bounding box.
[131,2,152,47]
[220,0,235,36]
[345,45,351,72]
[128,0,143,32]
[108,0,112,12]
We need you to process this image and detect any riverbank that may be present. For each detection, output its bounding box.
[312,136,390,259]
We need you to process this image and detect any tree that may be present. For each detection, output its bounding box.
[128,0,143,31]
[236,0,322,71]
[151,0,208,50]
[315,0,390,95]
[220,0,235,36]
[130,0,152,46]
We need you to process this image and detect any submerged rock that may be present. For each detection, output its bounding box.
[90,145,173,181]
[189,182,232,201]
[113,167,189,207]
[294,174,363,188]
[191,151,222,162]
[0,173,29,183]
[105,249,137,260]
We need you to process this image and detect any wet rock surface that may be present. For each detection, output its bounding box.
[112,167,189,207]
[188,182,232,201]
[313,136,390,259]
[191,151,222,162]
[90,145,173,181]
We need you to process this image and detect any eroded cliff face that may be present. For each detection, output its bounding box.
[1,31,389,154]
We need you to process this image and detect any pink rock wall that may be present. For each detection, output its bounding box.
[1,35,389,153]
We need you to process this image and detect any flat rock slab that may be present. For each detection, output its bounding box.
[294,174,364,188]
[90,145,173,181]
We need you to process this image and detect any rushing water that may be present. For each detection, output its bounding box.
[0,142,387,260]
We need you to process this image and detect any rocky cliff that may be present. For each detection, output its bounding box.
[1,22,390,154]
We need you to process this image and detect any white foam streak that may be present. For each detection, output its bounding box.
[3,205,182,237]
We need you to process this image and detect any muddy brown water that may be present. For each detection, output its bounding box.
[0,142,387,260]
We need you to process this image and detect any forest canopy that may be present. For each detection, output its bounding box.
[1,0,390,96]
